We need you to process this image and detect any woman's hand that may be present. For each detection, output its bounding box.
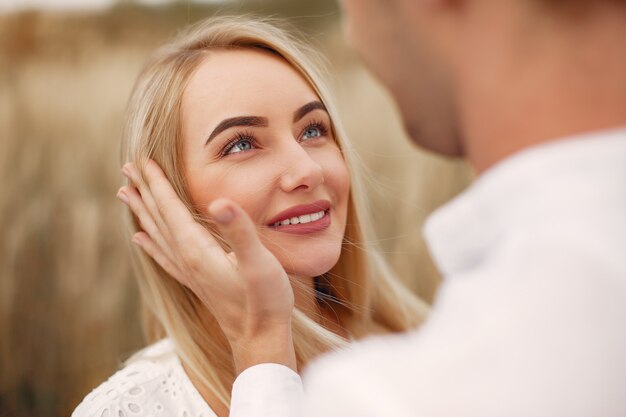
[117,160,296,374]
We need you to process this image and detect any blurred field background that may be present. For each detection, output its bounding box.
[0,1,472,416]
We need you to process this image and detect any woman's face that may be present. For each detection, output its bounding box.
[180,49,350,278]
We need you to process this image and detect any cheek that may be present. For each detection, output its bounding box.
[186,165,274,220]
[321,150,351,208]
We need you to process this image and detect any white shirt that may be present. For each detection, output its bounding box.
[72,339,218,417]
[231,128,626,417]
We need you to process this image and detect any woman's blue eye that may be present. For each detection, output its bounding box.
[302,126,323,140]
[226,139,253,155]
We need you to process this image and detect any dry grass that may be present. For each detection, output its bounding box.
[0,4,471,417]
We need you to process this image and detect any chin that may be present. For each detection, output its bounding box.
[400,101,465,157]
[404,121,464,157]
[276,243,342,278]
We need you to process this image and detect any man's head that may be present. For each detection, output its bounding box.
[339,0,464,157]
[339,0,626,167]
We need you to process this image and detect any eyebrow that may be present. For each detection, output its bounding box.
[204,100,327,146]
[206,116,268,145]
[293,100,326,123]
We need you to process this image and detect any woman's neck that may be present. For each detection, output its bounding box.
[291,274,348,338]
[290,274,321,321]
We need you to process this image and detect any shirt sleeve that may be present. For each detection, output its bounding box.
[230,364,303,417]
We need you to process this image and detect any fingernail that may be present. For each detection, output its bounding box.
[121,164,131,178]
[131,236,142,246]
[213,205,234,224]
[117,190,129,204]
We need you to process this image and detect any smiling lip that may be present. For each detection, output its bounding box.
[266,200,331,234]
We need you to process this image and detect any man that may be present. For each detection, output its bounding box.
[227,0,626,415]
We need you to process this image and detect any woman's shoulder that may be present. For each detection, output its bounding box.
[72,339,215,417]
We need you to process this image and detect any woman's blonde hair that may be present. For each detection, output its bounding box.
[121,15,428,408]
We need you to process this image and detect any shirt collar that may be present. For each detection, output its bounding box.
[423,127,626,278]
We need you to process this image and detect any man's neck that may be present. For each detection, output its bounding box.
[458,3,626,174]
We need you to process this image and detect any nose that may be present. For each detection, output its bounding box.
[278,142,324,193]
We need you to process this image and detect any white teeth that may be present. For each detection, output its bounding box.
[272,210,326,227]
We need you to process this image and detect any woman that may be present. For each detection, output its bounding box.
[73,16,427,417]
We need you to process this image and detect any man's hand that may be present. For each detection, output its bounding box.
[117,159,296,374]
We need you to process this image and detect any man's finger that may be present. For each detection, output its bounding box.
[120,186,176,264]
[209,198,265,265]
[142,161,213,242]
[122,162,175,246]
[132,231,185,283]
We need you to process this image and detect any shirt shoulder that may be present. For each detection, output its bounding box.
[302,332,422,417]
[303,238,626,417]
[72,339,216,417]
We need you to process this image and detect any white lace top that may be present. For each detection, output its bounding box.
[72,339,218,417]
